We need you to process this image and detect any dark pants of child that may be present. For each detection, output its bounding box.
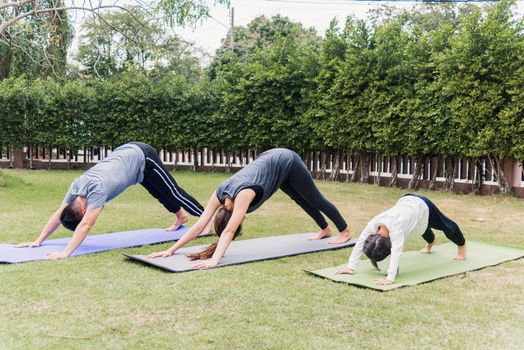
[406,194,465,246]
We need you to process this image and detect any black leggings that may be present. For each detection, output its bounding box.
[280,154,348,232]
[406,194,466,246]
[131,142,204,217]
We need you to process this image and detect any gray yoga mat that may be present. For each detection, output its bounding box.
[124,233,356,272]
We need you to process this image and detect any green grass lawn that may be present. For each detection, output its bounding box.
[1,169,523,349]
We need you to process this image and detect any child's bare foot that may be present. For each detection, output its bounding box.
[309,227,332,240]
[166,210,189,231]
[454,244,467,260]
[329,229,352,244]
[420,239,436,254]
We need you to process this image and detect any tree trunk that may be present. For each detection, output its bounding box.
[428,157,439,191]
[408,155,426,190]
[350,155,361,182]
[329,151,341,181]
[374,154,382,186]
[471,157,483,195]
[319,151,327,180]
[359,153,369,184]
[444,157,456,192]
[28,145,34,169]
[345,153,351,182]
[389,156,398,187]
[489,154,511,195]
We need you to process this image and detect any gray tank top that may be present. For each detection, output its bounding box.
[216,148,297,213]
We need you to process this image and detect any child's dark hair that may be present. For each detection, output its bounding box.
[363,234,392,271]
[60,201,84,231]
[186,206,242,261]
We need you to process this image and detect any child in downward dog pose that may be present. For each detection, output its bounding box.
[147,148,352,268]
[336,194,467,285]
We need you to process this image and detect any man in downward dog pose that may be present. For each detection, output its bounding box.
[336,194,467,285]
[16,142,205,259]
[147,148,352,268]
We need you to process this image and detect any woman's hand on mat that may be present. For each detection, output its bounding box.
[335,268,354,275]
[194,259,218,269]
[14,241,41,248]
[374,278,393,286]
[147,250,173,259]
[45,251,68,260]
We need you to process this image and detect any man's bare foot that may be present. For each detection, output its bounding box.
[329,229,352,244]
[166,210,189,231]
[454,244,467,260]
[420,239,436,254]
[309,227,332,240]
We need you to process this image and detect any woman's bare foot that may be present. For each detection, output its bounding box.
[309,227,332,240]
[420,239,436,254]
[166,210,189,231]
[329,229,352,244]
[454,244,467,260]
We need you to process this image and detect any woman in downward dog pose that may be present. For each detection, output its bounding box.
[336,194,467,285]
[148,148,352,268]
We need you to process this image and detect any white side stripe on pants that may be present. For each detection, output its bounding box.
[147,157,203,216]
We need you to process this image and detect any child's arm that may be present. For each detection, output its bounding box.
[375,232,404,285]
[15,202,69,248]
[147,193,222,259]
[194,189,255,269]
[337,224,375,274]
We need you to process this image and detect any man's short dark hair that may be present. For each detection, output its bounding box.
[60,202,84,231]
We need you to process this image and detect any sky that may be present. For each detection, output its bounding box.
[175,0,524,56]
[68,0,524,62]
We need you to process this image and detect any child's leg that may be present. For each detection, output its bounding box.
[420,227,436,253]
[416,195,466,259]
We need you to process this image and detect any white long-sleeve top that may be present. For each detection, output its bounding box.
[347,195,429,281]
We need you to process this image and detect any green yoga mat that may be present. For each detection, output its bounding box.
[306,241,524,291]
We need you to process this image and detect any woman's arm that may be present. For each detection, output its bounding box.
[194,189,255,268]
[15,202,69,248]
[147,192,222,258]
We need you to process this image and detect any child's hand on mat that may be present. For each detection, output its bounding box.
[374,278,393,286]
[14,241,41,248]
[335,268,354,275]
[45,251,68,260]
[147,250,173,259]
[194,259,218,269]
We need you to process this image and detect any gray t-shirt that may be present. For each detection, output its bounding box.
[216,148,296,213]
[64,143,146,209]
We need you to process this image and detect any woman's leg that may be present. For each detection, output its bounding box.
[283,154,349,237]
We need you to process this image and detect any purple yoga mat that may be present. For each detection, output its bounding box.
[0,226,196,263]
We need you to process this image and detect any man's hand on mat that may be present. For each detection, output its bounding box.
[375,278,393,286]
[45,251,68,260]
[194,259,218,269]
[147,250,173,259]
[454,244,467,260]
[335,268,354,275]
[329,229,352,244]
[309,227,332,241]
[14,241,41,248]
